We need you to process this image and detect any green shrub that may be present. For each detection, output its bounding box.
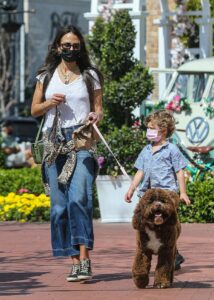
[88,10,154,129]
[0,167,213,222]
[88,16,105,64]
[98,10,136,80]
[179,175,214,223]
[0,167,100,220]
[97,125,147,176]
[104,64,154,127]
[0,167,44,196]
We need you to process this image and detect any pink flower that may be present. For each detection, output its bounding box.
[166,97,182,112]
[171,101,178,110]
[175,106,181,112]
[97,156,105,168]
[132,120,141,128]
[17,188,30,194]
[174,98,180,105]
[173,94,181,102]
[211,101,214,108]
[166,101,173,109]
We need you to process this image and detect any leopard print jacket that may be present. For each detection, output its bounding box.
[41,109,98,195]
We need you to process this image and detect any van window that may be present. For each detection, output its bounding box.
[207,80,214,101]
[168,73,208,102]
[192,74,207,102]
[168,74,188,100]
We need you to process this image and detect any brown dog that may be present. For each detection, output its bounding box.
[132,188,181,289]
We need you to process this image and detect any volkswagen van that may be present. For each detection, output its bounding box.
[148,57,214,162]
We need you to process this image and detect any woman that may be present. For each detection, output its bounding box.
[31,25,103,282]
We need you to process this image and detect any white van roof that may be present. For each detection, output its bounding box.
[178,57,214,73]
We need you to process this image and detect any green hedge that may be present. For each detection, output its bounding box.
[179,175,214,223]
[0,167,100,220]
[0,168,213,223]
[0,167,44,196]
[97,125,147,176]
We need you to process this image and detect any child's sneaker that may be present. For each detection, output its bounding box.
[78,259,92,280]
[66,264,80,282]
[175,252,185,270]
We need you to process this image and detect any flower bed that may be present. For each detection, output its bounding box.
[0,192,50,222]
[152,96,191,113]
[165,95,191,113]
[0,176,213,223]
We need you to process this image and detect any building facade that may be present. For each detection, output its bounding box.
[27,0,91,81]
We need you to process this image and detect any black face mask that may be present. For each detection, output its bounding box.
[61,49,80,62]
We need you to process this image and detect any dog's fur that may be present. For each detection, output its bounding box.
[132,188,181,289]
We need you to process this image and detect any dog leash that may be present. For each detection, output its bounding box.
[93,124,131,180]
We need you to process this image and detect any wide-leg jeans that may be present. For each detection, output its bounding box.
[45,127,95,257]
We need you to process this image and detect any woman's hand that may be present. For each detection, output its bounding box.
[48,93,66,108]
[87,112,102,124]
[32,82,66,117]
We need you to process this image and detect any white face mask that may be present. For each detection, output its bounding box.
[146,128,162,142]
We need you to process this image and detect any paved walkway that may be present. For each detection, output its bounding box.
[0,222,214,300]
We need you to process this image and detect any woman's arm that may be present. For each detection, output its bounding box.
[31,81,66,117]
[87,89,103,124]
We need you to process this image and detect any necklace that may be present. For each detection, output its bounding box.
[58,65,79,84]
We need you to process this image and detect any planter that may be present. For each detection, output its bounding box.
[96,175,139,223]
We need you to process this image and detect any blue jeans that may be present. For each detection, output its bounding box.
[45,126,95,257]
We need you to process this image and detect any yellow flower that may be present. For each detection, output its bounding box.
[0,193,50,221]
[3,205,11,212]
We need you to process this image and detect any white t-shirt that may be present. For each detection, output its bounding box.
[36,69,101,130]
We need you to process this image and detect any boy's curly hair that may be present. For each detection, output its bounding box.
[145,109,176,137]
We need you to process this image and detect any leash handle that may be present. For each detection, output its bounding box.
[93,124,130,179]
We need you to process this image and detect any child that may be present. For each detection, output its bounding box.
[125,109,191,270]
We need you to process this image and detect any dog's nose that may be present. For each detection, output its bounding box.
[154,201,162,209]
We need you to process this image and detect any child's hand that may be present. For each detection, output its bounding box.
[180,193,191,205]
[125,189,134,203]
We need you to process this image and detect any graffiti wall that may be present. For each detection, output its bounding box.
[28,0,90,82]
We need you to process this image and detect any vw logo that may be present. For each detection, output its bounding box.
[186,117,209,144]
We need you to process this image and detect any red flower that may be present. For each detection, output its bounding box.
[17,188,30,194]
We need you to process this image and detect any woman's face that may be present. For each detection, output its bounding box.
[57,32,81,54]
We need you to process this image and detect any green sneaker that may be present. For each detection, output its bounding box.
[66,264,80,282]
[78,259,92,280]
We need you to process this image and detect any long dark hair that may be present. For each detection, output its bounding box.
[38,25,103,109]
